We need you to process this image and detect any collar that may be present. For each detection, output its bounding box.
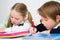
[18,23,24,26]
[18,21,25,26]
[54,23,60,29]
[12,21,24,26]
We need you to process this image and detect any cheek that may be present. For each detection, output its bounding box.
[11,18,15,23]
[15,18,24,24]
[15,20,22,24]
[42,20,53,29]
[42,21,50,27]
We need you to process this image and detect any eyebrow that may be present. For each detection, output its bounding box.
[11,16,20,19]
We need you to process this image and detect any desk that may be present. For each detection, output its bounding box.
[23,33,60,40]
[0,32,60,40]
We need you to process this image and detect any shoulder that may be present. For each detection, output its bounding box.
[24,20,31,25]
[50,26,60,33]
[23,20,31,28]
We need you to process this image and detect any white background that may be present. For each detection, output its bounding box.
[0,0,60,25]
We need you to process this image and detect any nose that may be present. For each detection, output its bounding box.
[12,18,15,23]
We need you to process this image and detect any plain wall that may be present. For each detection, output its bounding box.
[0,0,59,25]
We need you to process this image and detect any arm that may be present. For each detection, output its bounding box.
[40,30,50,34]
[50,26,60,33]
[30,23,48,34]
[40,26,60,34]
[30,27,37,34]
[35,23,48,32]
[0,27,5,32]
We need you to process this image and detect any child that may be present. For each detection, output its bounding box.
[30,21,47,34]
[30,1,60,34]
[0,3,32,33]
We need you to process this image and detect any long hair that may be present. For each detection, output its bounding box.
[7,3,32,28]
[38,1,60,22]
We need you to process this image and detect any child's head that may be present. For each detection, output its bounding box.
[38,1,60,29]
[7,3,32,27]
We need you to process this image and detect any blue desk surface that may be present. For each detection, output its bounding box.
[23,33,60,40]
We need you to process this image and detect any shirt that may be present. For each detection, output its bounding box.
[35,23,48,32]
[50,23,60,34]
[5,20,31,33]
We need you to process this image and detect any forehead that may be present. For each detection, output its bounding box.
[10,10,23,18]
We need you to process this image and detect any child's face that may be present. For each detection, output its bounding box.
[10,10,25,25]
[42,17,56,29]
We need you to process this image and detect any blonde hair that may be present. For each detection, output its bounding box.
[38,1,60,22]
[7,3,32,28]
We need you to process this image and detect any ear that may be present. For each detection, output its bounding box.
[56,15,60,22]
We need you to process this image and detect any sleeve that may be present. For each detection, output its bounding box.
[35,23,48,32]
[19,20,31,32]
[23,22,31,31]
[50,26,60,33]
[5,27,12,33]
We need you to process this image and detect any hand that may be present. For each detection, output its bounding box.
[30,27,37,34]
[0,27,5,32]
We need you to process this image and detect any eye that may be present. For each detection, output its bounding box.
[15,18,19,20]
[45,19,48,21]
[44,18,48,21]
[11,16,13,18]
